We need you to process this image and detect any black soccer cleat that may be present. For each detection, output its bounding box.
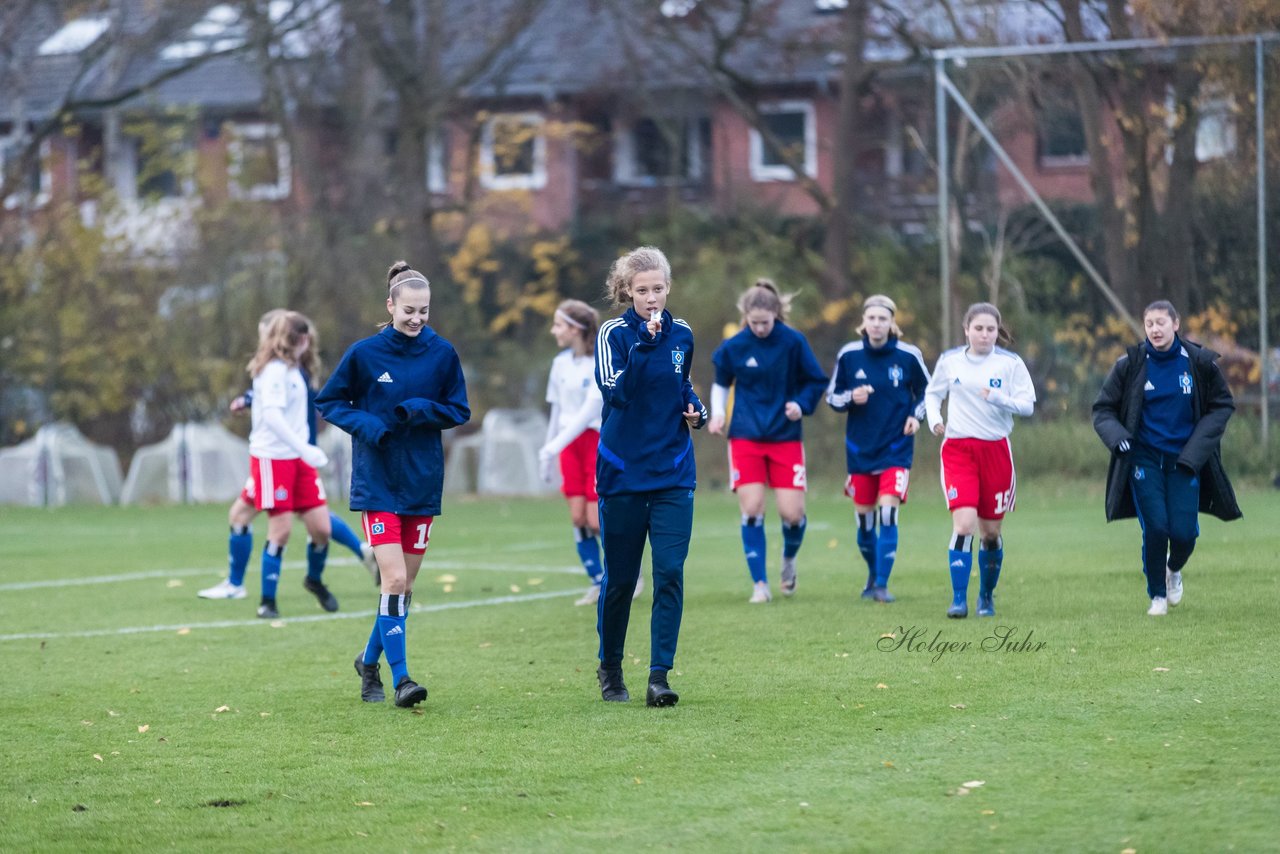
[256,597,279,619]
[354,654,385,703]
[394,676,428,708]
[645,674,679,708]
[597,665,629,702]
[303,577,339,612]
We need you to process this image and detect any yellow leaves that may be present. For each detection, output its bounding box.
[137,725,150,734]
[214,705,231,713]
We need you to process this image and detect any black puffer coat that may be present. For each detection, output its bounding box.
[1092,338,1242,522]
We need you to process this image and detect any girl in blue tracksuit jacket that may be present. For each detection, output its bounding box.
[594,246,707,708]
[708,279,828,604]
[316,261,470,709]
[826,295,931,603]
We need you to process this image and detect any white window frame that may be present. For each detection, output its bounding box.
[1,136,53,211]
[613,117,705,186]
[1195,87,1237,163]
[749,100,816,182]
[116,133,197,203]
[480,113,547,191]
[426,131,448,194]
[227,122,292,201]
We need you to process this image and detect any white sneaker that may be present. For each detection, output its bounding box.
[1147,596,1168,616]
[780,556,797,596]
[575,583,601,606]
[748,581,772,604]
[632,576,644,600]
[198,580,246,600]
[1166,567,1183,606]
[360,543,381,586]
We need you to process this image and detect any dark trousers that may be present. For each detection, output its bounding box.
[1129,444,1199,598]
[597,487,694,672]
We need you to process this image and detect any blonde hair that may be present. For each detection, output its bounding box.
[737,278,793,322]
[247,310,311,378]
[604,245,671,307]
[555,299,600,356]
[856,294,903,338]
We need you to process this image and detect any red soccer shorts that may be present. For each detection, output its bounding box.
[241,456,326,515]
[362,512,435,555]
[729,439,807,491]
[560,429,599,501]
[845,468,911,505]
[939,437,1016,519]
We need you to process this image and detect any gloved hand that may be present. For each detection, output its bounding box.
[302,445,330,469]
[538,447,556,484]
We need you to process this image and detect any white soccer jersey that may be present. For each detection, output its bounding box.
[925,346,1036,440]
[545,350,602,433]
[249,359,310,459]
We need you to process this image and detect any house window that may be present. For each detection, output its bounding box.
[427,132,448,194]
[118,127,195,202]
[750,101,816,182]
[228,123,291,201]
[480,113,546,191]
[1,137,52,210]
[1195,88,1236,162]
[614,117,707,186]
[1036,106,1088,167]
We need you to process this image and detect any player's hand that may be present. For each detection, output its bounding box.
[538,448,556,483]
[302,445,329,469]
[707,415,726,435]
[903,416,920,436]
[784,401,802,421]
[682,404,701,427]
[646,310,662,338]
[932,422,945,436]
[851,384,874,405]
[979,387,992,400]
[229,395,247,413]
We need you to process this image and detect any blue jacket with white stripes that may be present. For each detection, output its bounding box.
[316,325,470,516]
[826,335,930,474]
[595,307,707,497]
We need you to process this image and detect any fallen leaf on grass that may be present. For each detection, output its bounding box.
[107,710,120,717]
[875,683,888,690]
[509,585,521,593]
[81,720,93,726]
[1122,849,1137,854]
[437,574,457,584]
[260,712,271,717]
[443,584,455,593]
[634,777,643,785]
[355,801,374,807]
[166,579,184,588]
[527,578,543,586]
[981,810,995,815]
[882,761,894,768]
[962,780,985,788]
[215,705,231,713]
[269,620,285,628]
[880,633,896,639]
[954,787,971,796]
[176,628,191,636]
[137,725,149,733]
[93,754,103,762]
[1153,667,1170,672]
[950,704,966,710]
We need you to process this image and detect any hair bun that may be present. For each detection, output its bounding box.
[387,260,411,284]
[754,277,778,293]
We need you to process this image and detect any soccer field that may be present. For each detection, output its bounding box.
[2,485,1277,852]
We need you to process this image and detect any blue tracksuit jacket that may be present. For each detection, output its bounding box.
[711,320,828,442]
[826,335,930,474]
[316,326,470,515]
[595,308,707,497]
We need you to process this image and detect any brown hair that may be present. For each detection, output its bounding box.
[962,302,1013,347]
[247,310,311,378]
[555,299,600,356]
[604,245,671,307]
[1143,300,1179,322]
[381,260,431,329]
[855,293,903,338]
[736,278,793,322]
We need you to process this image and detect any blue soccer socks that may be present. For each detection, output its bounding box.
[856,512,877,590]
[574,526,604,583]
[306,541,328,583]
[228,525,252,587]
[741,515,767,584]
[261,542,284,601]
[875,505,899,588]
[947,533,974,606]
[328,512,364,559]
[781,516,807,559]
[378,593,409,688]
[979,535,1003,595]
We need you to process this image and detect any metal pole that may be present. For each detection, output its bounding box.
[937,71,1141,335]
[936,55,951,351]
[1258,37,1270,449]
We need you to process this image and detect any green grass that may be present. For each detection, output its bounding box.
[2,485,1278,852]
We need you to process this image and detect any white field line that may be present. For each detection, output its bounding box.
[0,588,580,642]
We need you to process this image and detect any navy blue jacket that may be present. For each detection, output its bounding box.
[826,335,930,474]
[711,321,828,442]
[316,326,470,515]
[595,308,707,496]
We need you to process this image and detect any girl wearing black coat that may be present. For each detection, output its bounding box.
[1092,301,1241,616]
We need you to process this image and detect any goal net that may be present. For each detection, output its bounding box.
[120,422,248,504]
[0,422,124,506]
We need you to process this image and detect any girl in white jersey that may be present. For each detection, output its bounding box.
[539,300,610,605]
[925,303,1035,619]
[240,311,332,619]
